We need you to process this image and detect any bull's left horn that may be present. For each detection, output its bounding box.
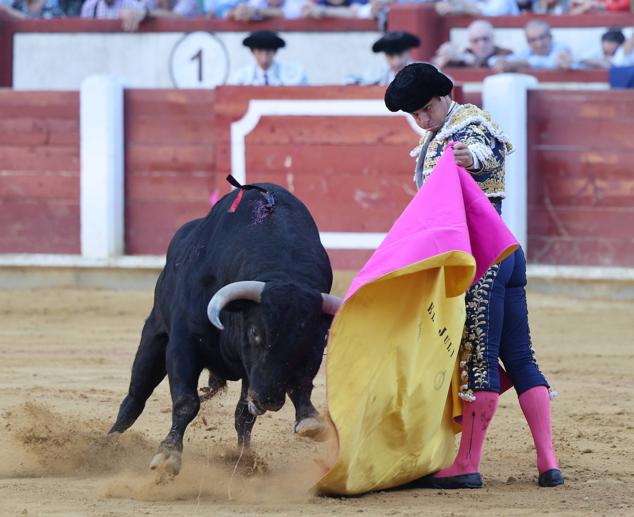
[207,281,265,330]
[321,293,343,315]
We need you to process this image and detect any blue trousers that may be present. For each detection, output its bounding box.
[462,248,549,396]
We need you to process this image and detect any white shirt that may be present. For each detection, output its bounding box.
[612,46,634,67]
[229,61,308,86]
[506,41,572,70]
[245,0,304,18]
[471,0,519,15]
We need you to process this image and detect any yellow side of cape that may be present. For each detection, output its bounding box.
[317,251,474,495]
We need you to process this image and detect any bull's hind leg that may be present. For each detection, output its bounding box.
[235,380,257,447]
[110,311,167,434]
[200,371,227,401]
[150,325,202,476]
[288,382,325,440]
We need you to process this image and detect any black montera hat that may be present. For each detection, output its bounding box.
[372,31,421,55]
[384,62,453,113]
[243,30,286,50]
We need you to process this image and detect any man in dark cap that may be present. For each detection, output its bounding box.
[385,62,564,490]
[368,31,421,85]
[230,30,307,86]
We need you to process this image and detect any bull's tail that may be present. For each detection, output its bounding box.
[110,313,168,434]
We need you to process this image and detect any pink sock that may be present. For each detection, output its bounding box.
[435,391,499,477]
[518,386,559,474]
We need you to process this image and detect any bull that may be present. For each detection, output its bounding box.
[109,180,341,475]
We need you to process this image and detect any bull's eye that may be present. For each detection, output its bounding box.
[248,325,263,346]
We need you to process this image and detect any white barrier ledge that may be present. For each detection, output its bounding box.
[2,254,634,282]
[0,254,165,269]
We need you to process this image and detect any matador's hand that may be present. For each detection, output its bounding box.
[453,142,474,169]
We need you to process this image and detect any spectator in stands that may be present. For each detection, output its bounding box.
[204,0,237,17]
[58,0,83,15]
[81,0,151,18]
[432,20,512,69]
[612,32,634,66]
[493,20,573,72]
[82,0,199,29]
[532,0,568,14]
[226,0,303,20]
[577,28,625,69]
[569,0,629,13]
[434,0,519,16]
[365,31,420,85]
[230,30,308,85]
[302,0,371,19]
[4,0,64,17]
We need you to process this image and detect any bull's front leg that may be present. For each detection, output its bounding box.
[150,329,202,477]
[287,382,325,440]
[235,379,257,448]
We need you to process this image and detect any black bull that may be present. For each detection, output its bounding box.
[109,183,341,475]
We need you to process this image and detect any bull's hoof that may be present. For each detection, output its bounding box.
[149,450,182,476]
[294,417,327,441]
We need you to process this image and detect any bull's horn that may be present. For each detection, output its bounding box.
[321,293,343,315]
[207,281,265,330]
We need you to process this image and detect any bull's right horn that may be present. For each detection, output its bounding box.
[321,293,343,315]
[207,281,265,330]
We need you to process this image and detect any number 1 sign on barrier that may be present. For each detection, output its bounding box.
[169,31,230,89]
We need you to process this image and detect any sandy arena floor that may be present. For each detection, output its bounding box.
[1,279,633,516]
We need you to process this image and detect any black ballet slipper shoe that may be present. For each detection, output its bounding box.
[538,469,565,487]
[410,472,483,489]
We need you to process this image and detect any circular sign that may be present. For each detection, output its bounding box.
[169,32,229,89]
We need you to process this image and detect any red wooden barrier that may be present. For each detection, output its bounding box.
[124,89,217,255]
[0,90,80,254]
[527,89,634,267]
[2,86,633,269]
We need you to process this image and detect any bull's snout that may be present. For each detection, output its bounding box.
[247,391,284,415]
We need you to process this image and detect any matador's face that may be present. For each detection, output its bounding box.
[410,96,452,132]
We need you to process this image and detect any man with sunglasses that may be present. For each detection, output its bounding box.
[433,20,511,69]
[384,63,564,490]
[494,19,572,72]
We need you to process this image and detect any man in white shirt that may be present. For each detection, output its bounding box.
[230,30,308,86]
[432,20,512,69]
[226,0,303,19]
[494,20,573,72]
[577,29,625,69]
[612,32,634,67]
[434,0,519,16]
[366,31,420,85]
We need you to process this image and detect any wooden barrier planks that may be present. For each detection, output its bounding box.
[527,90,634,267]
[124,89,216,255]
[0,91,80,253]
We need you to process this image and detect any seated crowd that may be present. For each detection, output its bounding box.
[1,0,631,86]
[230,26,633,88]
[432,19,634,70]
[0,0,629,21]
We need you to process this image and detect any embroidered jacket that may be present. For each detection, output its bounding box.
[411,103,513,198]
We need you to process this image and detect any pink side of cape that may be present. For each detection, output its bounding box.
[344,147,518,302]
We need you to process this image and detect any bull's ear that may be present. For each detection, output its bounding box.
[223,300,257,313]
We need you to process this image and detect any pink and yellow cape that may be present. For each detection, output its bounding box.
[317,147,518,495]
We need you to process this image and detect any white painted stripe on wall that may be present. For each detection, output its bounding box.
[80,75,125,259]
[483,73,537,251]
[320,232,386,249]
[230,98,421,249]
[3,254,634,281]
